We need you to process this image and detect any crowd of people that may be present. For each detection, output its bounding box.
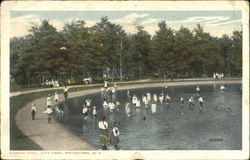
[31,81,229,150]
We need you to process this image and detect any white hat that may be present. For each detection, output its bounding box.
[33,103,36,106]
[94,106,96,108]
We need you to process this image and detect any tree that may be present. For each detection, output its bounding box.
[229,31,242,76]
[151,21,176,79]
[130,26,152,78]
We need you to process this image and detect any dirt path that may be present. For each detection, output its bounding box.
[15,80,241,150]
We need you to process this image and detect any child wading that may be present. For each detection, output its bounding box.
[93,106,97,121]
[196,86,200,95]
[151,100,157,115]
[198,96,204,113]
[98,116,109,150]
[82,105,88,120]
[111,122,120,150]
[188,96,195,109]
[180,97,184,107]
[31,103,37,120]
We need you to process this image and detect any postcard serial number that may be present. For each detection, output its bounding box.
[209,138,223,142]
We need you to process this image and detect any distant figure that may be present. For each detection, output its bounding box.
[63,86,69,100]
[31,103,36,120]
[114,83,117,88]
[198,97,204,112]
[151,100,157,115]
[135,99,141,108]
[132,95,138,106]
[86,98,92,114]
[54,92,59,102]
[153,94,158,103]
[103,100,109,110]
[142,96,149,112]
[165,94,171,104]
[43,107,53,123]
[227,106,231,112]
[98,116,109,150]
[127,90,131,101]
[159,93,164,104]
[92,106,97,120]
[188,97,195,109]
[82,105,88,119]
[111,122,120,150]
[213,73,216,79]
[47,94,52,108]
[196,86,200,95]
[116,100,121,112]
[109,102,115,113]
[220,85,226,91]
[111,87,116,102]
[104,81,108,88]
[125,102,131,117]
[146,92,151,102]
[180,97,184,107]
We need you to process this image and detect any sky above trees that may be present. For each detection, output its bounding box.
[11,11,242,38]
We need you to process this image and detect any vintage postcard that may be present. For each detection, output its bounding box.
[1,1,249,159]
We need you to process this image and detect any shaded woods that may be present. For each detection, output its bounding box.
[10,17,242,88]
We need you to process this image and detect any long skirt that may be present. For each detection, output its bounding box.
[100,129,110,145]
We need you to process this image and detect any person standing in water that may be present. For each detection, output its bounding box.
[146,92,151,102]
[82,105,88,120]
[116,100,121,112]
[165,94,171,104]
[132,95,138,106]
[98,116,109,150]
[111,122,120,150]
[198,96,204,113]
[151,100,157,115]
[86,98,92,115]
[92,106,97,120]
[153,94,158,103]
[220,85,226,93]
[196,86,200,95]
[127,90,131,101]
[103,100,109,110]
[159,93,164,104]
[180,97,184,107]
[31,103,37,120]
[125,102,131,118]
[188,96,195,109]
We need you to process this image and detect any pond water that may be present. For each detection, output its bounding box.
[55,83,242,150]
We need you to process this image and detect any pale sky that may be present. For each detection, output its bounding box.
[11,11,242,38]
